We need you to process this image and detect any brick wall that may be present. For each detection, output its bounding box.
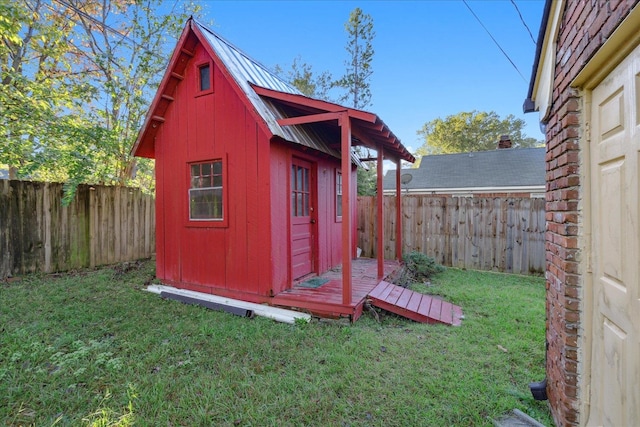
[544,1,638,425]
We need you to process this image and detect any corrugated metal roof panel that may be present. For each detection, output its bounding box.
[196,21,364,163]
[194,21,361,164]
[194,20,408,166]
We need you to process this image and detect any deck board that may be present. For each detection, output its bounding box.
[395,288,413,309]
[386,285,404,305]
[439,301,453,325]
[368,281,463,326]
[428,298,442,320]
[406,292,423,313]
[271,258,401,320]
[415,295,433,318]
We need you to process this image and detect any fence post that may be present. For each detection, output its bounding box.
[358,194,545,275]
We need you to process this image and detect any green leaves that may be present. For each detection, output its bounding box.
[416,110,544,156]
[0,0,198,202]
[335,7,375,109]
[278,8,375,110]
[282,56,334,100]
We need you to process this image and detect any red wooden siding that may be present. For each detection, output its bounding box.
[152,32,362,304]
[269,140,354,293]
[269,143,290,294]
[154,37,273,299]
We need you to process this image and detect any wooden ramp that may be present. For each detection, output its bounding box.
[368,281,463,326]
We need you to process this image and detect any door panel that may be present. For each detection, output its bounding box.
[587,43,640,426]
[291,158,315,280]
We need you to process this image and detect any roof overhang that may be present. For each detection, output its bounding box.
[523,0,563,124]
[131,21,198,159]
[251,84,415,164]
[132,18,415,166]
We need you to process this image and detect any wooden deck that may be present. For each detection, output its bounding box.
[272,258,400,321]
[369,281,463,326]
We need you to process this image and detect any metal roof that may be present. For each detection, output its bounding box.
[194,20,413,164]
[383,147,545,191]
[133,18,414,164]
[195,21,352,160]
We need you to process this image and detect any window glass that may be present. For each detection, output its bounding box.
[199,64,211,91]
[304,168,309,192]
[189,160,223,220]
[297,167,303,191]
[291,193,296,216]
[201,162,211,177]
[213,161,222,175]
[291,163,311,217]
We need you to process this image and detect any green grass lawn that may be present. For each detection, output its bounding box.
[0,260,553,426]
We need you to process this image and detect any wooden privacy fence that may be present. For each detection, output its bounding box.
[358,195,545,275]
[0,181,155,278]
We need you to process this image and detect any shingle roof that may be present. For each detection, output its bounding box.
[383,147,545,191]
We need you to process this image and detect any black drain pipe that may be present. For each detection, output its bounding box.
[529,340,548,400]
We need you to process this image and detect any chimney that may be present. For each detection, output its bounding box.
[498,134,512,149]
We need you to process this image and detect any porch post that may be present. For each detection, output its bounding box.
[340,112,352,305]
[395,159,403,262]
[376,144,384,279]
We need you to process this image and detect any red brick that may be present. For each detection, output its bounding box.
[543,3,639,425]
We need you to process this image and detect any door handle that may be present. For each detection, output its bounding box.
[310,219,316,224]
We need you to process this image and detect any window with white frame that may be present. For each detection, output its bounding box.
[189,160,223,220]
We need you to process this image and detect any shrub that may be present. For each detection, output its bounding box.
[403,251,445,282]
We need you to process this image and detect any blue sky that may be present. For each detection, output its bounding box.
[188,0,545,154]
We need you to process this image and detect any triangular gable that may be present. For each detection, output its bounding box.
[132,19,280,158]
[133,18,414,165]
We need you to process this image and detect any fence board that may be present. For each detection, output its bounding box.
[0,181,155,279]
[357,195,545,275]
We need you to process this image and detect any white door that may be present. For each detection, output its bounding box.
[587,42,640,426]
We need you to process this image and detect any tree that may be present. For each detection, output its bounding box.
[276,56,333,99]
[335,8,378,195]
[0,0,80,179]
[1,0,197,201]
[58,0,198,198]
[277,8,377,195]
[416,110,543,157]
[335,7,375,110]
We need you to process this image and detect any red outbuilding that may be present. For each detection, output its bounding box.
[132,18,415,320]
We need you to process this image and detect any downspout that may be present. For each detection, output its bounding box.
[523,0,553,398]
[529,340,549,400]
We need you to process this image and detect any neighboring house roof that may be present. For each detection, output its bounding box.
[383,147,545,193]
[133,19,414,164]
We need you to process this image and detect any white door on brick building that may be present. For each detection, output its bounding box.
[586,41,640,426]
